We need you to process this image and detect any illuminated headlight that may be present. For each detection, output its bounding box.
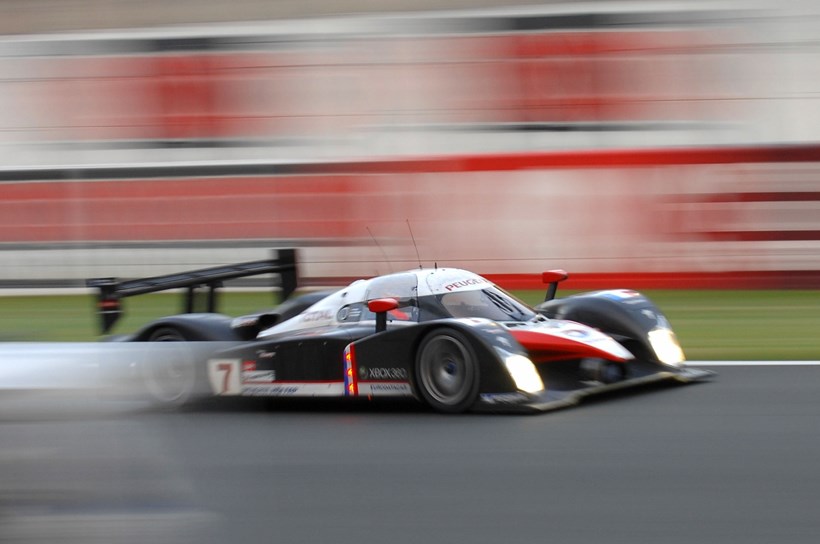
[648,328,686,366]
[502,352,544,393]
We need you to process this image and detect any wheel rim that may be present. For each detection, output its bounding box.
[418,334,474,406]
[144,358,192,404]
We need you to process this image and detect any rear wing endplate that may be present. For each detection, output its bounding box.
[86,249,297,334]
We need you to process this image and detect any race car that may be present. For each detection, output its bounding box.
[87,250,711,413]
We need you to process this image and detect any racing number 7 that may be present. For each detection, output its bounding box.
[217,363,232,393]
[207,359,241,395]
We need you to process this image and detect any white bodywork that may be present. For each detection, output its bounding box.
[258,268,633,362]
[258,268,497,337]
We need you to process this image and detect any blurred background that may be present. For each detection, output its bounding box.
[0,0,818,287]
[1,4,819,544]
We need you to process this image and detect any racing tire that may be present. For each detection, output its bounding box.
[148,327,187,342]
[415,329,480,414]
[142,327,197,407]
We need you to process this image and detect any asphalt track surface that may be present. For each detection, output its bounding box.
[2,364,820,544]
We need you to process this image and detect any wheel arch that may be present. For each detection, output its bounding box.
[132,314,241,342]
[535,291,674,363]
[417,321,521,394]
[352,319,520,409]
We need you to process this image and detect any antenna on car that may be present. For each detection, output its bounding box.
[406,219,423,269]
[366,226,393,273]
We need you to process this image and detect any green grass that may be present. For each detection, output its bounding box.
[1,290,818,360]
[0,292,281,342]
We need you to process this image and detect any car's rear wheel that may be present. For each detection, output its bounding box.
[148,327,187,342]
[142,327,196,406]
[415,329,480,413]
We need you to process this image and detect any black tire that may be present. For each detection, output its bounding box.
[415,329,480,413]
[142,327,196,406]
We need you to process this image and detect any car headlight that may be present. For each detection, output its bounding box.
[501,351,544,393]
[648,328,686,366]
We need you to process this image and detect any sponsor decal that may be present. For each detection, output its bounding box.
[242,360,256,372]
[256,350,276,359]
[598,290,645,304]
[563,329,589,339]
[301,309,335,322]
[369,383,412,394]
[243,370,276,383]
[243,384,300,396]
[359,366,409,381]
[443,277,490,292]
[244,383,346,397]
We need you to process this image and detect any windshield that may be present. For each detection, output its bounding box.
[438,287,536,322]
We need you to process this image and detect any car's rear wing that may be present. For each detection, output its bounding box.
[86,249,297,334]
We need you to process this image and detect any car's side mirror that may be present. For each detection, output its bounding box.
[367,298,399,333]
[542,270,569,302]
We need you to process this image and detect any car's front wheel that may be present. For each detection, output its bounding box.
[415,329,480,413]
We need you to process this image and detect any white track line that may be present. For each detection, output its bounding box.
[687,361,820,366]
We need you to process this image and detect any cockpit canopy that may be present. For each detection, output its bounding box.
[361,269,536,323]
[260,268,539,338]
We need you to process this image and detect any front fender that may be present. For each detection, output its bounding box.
[535,290,682,363]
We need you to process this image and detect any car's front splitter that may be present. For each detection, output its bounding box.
[474,366,715,414]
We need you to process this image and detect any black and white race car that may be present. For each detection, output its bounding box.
[87,250,711,413]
